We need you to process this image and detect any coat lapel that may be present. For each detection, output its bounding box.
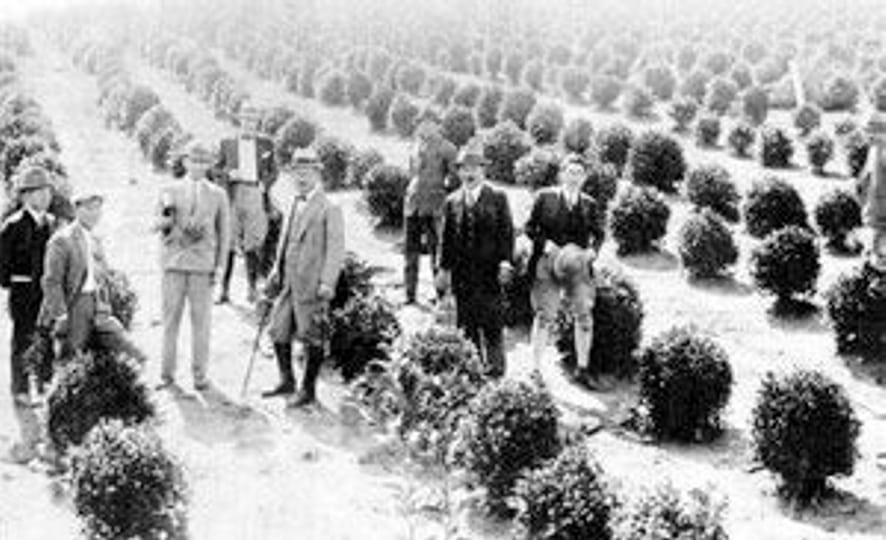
[293,191,323,243]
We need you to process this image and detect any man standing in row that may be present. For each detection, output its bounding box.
[437,140,514,378]
[0,167,56,406]
[216,103,277,304]
[259,147,345,407]
[156,141,231,391]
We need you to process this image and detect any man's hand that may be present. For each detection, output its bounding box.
[256,296,273,320]
[317,283,335,302]
[498,262,514,286]
[435,269,451,294]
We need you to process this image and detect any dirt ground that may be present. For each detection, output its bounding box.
[0,36,885,539]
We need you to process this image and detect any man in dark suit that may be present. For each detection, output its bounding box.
[403,121,457,304]
[0,167,56,406]
[215,103,278,304]
[437,140,514,377]
[524,153,605,387]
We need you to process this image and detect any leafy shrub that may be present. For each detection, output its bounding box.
[555,267,644,378]
[611,186,670,255]
[685,164,740,222]
[257,106,295,138]
[346,70,373,108]
[680,69,712,103]
[505,52,526,85]
[814,189,862,252]
[704,77,738,116]
[622,85,654,119]
[515,148,560,191]
[596,123,634,174]
[516,444,615,540]
[499,88,537,130]
[743,176,807,238]
[628,131,686,193]
[793,103,822,137]
[477,85,504,128]
[678,209,739,279]
[329,294,400,381]
[752,370,860,502]
[349,147,384,189]
[806,131,835,175]
[441,105,476,148]
[730,62,753,90]
[274,115,318,165]
[750,226,820,304]
[613,483,728,540]
[100,268,139,331]
[819,75,860,112]
[0,135,57,182]
[71,421,188,540]
[120,85,160,133]
[483,120,531,185]
[742,86,770,125]
[134,104,176,156]
[834,117,859,139]
[668,97,698,132]
[727,121,756,158]
[485,48,504,79]
[825,262,886,355]
[759,125,794,168]
[364,164,409,227]
[582,159,620,208]
[319,69,348,106]
[457,378,560,516]
[562,117,594,154]
[590,75,622,109]
[390,94,420,137]
[561,66,591,103]
[452,83,482,108]
[395,63,426,96]
[843,129,870,177]
[526,101,565,145]
[315,135,355,191]
[47,350,154,453]
[366,85,396,132]
[431,76,457,107]
[644,64,677,101]
[636,326,733,441]
[694,114,721,147]
[523,60,545,92]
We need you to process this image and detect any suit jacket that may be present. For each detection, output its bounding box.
[269,189,345,304]
[524,187,605,278]
[439,182,514,297]
[37,221,110,327]
[0,209,55,290]
[404,138,458,217]
[157,178,231,273]
[216,135,278,191]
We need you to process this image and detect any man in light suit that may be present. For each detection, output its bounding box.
[155,140,231,391]
[258,147,345,407]
[37,191,144,363]
[215,103,278,304]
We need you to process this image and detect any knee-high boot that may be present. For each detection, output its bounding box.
[245,250,260,302]
[290,344,323,407]
[217,251,236,304]
[262,342,295,397]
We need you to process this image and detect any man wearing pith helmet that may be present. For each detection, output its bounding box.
[258,146,345,407]
[216,101,278,304]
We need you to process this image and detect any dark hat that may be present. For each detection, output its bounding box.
[285,147,323,170]
[14,166,53,193]
[455,139,489,167]
[73,191,104,207]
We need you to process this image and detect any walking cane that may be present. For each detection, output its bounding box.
[240,309,270,399]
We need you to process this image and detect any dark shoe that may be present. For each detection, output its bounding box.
[261,382,295,398]
[216,292,231,305]
[194,380,211,392]
[287,390,316,408]
[155,377,176,391]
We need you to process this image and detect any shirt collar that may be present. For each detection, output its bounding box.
[24,205,46,224]
[464,181,484,201]
[561,186,580,205]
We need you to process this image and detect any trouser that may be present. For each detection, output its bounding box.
[221,183,268,293]
[268,291,328,396]
[455,287,506,378]
[162,271,213,384]
[63,292,145,363]
[404,214,442,300]
[8,283,45,395]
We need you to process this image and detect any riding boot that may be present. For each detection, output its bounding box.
[262,342,295,397]
[290,344,323,407]
[245,250,260,303]
[216,251,236,304]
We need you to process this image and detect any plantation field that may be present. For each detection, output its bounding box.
[2,1,886,538]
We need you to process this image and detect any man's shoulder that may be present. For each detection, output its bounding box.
[534,186,559,200]
[48,222,76,244]
[1,209,26,230]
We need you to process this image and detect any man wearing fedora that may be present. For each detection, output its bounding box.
[215,102,278,305]
[524,153,605,388]
[155,140,231,391]
[258,147,345,407]
[437,139,514,377]
[0,166,57,405]
[403,120,457,305]
[38,190,146,364]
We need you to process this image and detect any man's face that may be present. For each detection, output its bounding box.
[185,153,212,181]
[76,200,103,230]
[240,110,261,134]
[23,186,52,213]
[458,162,484,187]
[560,162,586,191]
[292,166,320,196]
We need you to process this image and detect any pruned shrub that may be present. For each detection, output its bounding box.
[477,85,504,128]
[590,75,622,109]
[843,129,870,177]
[364,164,409,227]
[680,69,712,103]
[694,114,721,147]
[561,66,591,103]
[526,101,565,145]
[329,294,400,381]
[704,77,738,115]
[452,83,482,109]
[819,75,860,112]
[727,121,756,158]
[555,267,644,378]
[678,209,739,279]
[100,268,139,331]
[582,159,620,208]
[505,52,526,85]
[366,85,396,132]
[596,123,634,174]
[685,164,739,222]
[793,103,822,137]
[349,147,384,189]
[315,135,355,191]
[814,189,862,252]
[390,94,420,137]
[346,70,373,108]
[623,85,655,119]
[611,185,670,255]
[825,262,886,355]
[441,105,476,148]
[628,130,686,193]
[274,115,317,165]
[562,117,594,154]
[742,86,770,125]
[499,87,537,130]
[516,444,616,540]
[120,85,160,133]
[731,62,753,90]
[760,125,795,168]
[47,350,155,453]
[644,64,677,101]
[483,119,531,185]
[668,97,698,133]
[319,69,348,107]
[332,251,377,310]
[71,421,188,540]
[395,63,426,96]
[806,130,835,175]
[515,148,560,191]
[258,106,295,138]
[431,76,457,107]
[613,483,728,540]
[752,370,860,502]
[636,326,733,441]
[750,225,820,305]
[457,378,560,516]
[743,176,808,238]
[523,60,545,92]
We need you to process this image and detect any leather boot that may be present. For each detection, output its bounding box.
[262,342,295,398]
[216,252,235,304]
[290,344,323,407]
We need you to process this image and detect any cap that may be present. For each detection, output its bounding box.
[455,139,489,167]
[13,166,53,194]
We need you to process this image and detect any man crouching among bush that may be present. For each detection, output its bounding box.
[524,154,605,388]
[258,147,345,407]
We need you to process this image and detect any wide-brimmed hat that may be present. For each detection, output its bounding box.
[455,139,489,167]
[13,166,53,194]
[553,243,595,282]
[285,147,323,170]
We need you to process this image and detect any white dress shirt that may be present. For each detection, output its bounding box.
[237,136,259,183]
[464,182,484,207]
[78,223,98,293]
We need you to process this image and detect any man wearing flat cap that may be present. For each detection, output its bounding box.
[437,138,514,377]
[155,140,231,391]
[215,102,278,305]
[524,153,605,389]
[0,166,56,406]
[37,189,145,364]
[258,146,345,407]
